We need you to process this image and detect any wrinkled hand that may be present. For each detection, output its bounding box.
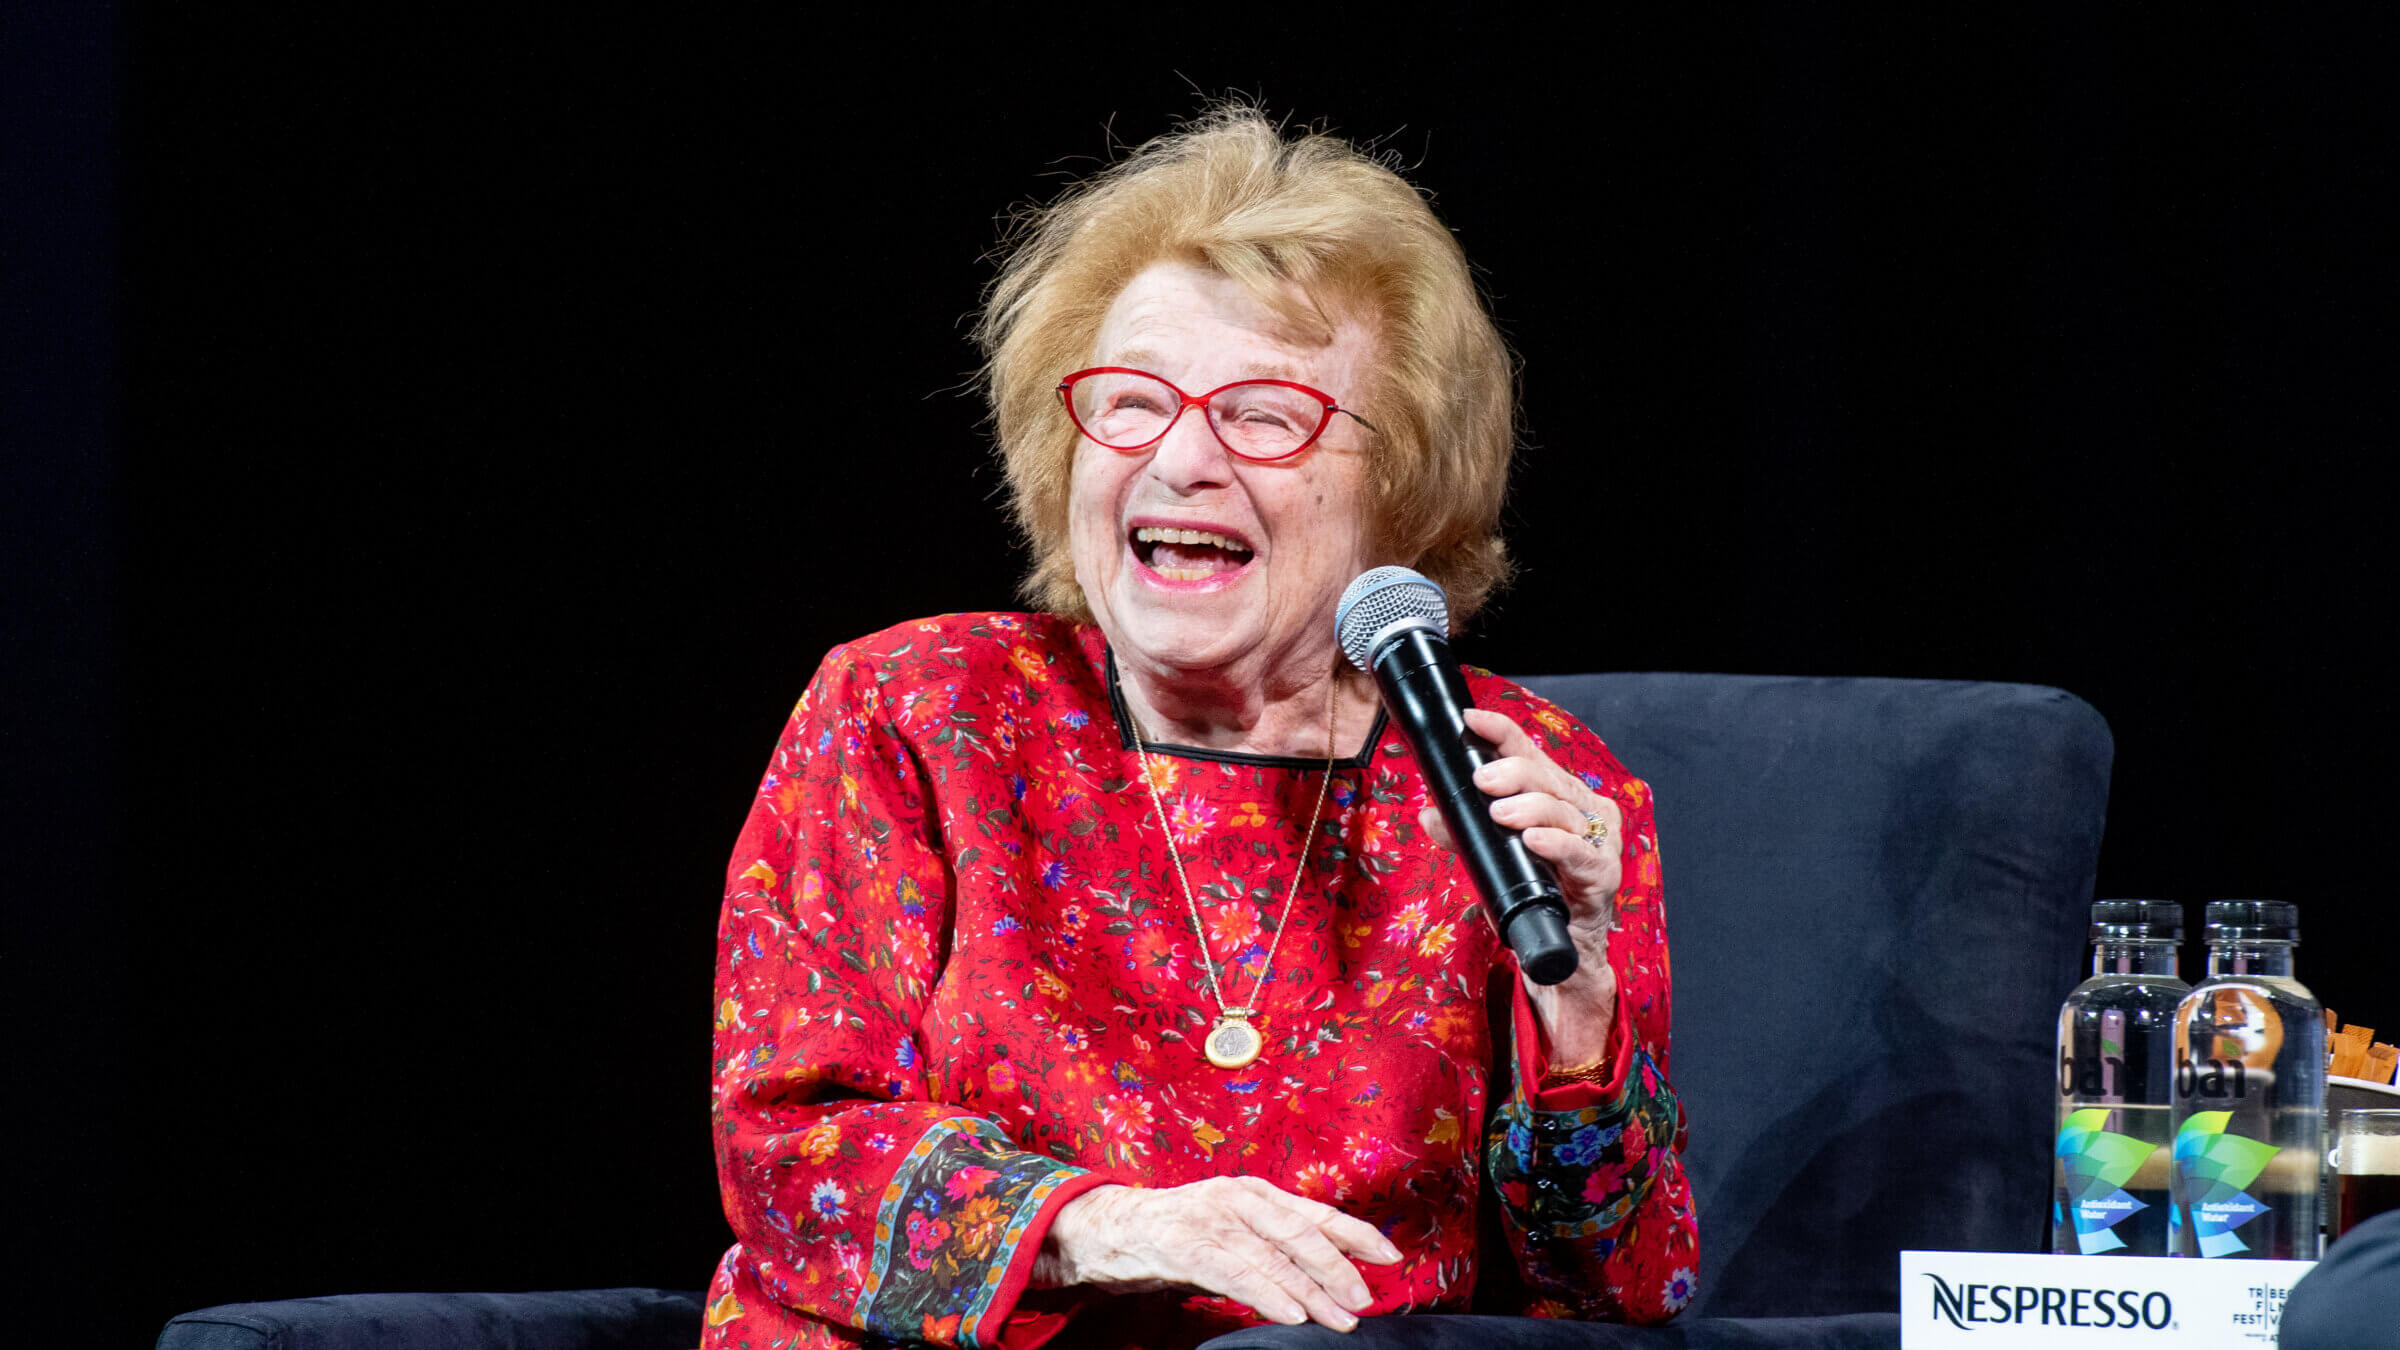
[1417,706,1620,1066]
[1032,1177,1402,1331]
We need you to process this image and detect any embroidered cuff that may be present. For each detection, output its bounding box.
[1487,1046,1681,1246]
[855,1116,1111,1348]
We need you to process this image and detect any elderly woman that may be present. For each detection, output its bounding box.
[702,108,1694,1350]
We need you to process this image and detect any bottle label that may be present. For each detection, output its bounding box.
[2056,1108,2162,1253]
[2173,1110,2281,1257]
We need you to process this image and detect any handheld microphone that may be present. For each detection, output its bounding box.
[1336,567,1579,985]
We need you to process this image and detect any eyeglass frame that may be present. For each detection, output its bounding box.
[1055,366,1379,463]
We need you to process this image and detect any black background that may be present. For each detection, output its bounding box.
[9,7,2395,1348]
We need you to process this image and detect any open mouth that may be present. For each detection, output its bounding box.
[1130,525,1256,582]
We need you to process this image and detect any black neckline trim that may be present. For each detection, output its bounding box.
[1104,646,1387,770]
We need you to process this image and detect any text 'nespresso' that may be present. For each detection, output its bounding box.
[1924,1273,2173,1330]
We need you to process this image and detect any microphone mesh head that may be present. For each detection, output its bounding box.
[1336,566,1450,670]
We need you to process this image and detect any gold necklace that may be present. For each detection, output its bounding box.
[1124,670,1341,1071]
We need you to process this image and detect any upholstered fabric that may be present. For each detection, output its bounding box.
[2277,1208,2400,1350]
[1198,1312,1900,1348]
[1516,674,2109,1318]
[153,1288,706,1350]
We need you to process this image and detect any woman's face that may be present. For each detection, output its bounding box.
[1069,261,1383,689]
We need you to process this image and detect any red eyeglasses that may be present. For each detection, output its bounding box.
[1056,367,1377,462]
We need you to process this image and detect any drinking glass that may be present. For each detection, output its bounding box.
[2331,1107,2400,1241]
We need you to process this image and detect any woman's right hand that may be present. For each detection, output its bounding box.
[1031,1177,1403,1331]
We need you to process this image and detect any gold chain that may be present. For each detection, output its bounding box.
[1124,667,1341,1065]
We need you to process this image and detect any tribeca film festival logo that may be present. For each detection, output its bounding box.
[1922,1273,2174,1331]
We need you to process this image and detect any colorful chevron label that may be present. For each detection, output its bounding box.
[2056,1108,2161,1254]
[2172,1109,2282,1257]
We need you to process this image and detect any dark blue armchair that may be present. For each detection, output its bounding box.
[158,673,2111,1350]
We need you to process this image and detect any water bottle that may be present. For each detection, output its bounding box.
[2169,900,2325,1259]
[2054,900,2187,1254]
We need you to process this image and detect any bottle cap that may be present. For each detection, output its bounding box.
[2203,899,2300,942]
[2089,899,2182,941]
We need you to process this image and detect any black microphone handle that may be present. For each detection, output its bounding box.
[1367,627,1579,986]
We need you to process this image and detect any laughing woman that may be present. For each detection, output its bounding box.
[702,107,1696,1350]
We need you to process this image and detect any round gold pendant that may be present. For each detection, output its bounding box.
[1204,1014,1264,1070]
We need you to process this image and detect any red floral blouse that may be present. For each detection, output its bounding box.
[702,613,1695,1349]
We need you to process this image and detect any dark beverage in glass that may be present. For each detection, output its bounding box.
[2339,1173,2400,1235]
[2332,1109,2400,1242]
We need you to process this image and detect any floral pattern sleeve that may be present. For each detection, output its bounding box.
[705,643,1116,1350]
[1476,681,1700,1323]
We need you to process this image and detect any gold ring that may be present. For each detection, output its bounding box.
[1580,808,1610,846]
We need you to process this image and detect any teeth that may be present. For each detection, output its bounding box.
[1132,526,1252,554]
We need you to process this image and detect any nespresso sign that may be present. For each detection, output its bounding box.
[1900,1252,2314,1348]
[1923,1274,2171,1330]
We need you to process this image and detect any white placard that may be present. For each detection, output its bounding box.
[1899,1250,2316,1349]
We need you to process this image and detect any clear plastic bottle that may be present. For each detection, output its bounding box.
[2054,900,2187,1254]
[2169,900,2325,1259]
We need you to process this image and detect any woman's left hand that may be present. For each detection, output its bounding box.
[1416,705,1621,1069]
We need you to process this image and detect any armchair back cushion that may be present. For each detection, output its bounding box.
[1518,673,2111,1318]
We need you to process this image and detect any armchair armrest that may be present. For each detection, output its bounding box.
[1194,1311,1901,1347]
[156,1287,704,1350]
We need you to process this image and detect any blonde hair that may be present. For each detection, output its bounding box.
[975,105,1517,624]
